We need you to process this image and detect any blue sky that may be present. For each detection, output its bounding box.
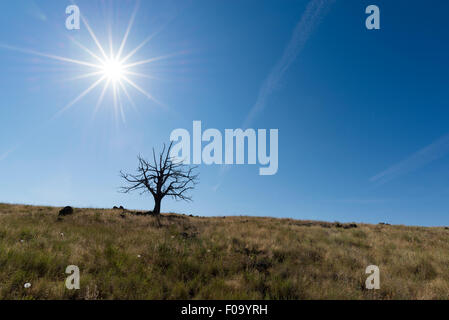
[0,0,448,226]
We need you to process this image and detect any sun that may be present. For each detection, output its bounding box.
[0,3,178,122]
[102,58,125,83]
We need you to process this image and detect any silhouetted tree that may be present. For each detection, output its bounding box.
[120,142,199,216]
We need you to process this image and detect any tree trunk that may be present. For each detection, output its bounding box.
[151,196,162,227]
[153,197,162,215]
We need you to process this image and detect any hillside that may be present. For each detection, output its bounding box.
[0,203,449,300]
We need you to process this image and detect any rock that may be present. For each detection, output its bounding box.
[335,222,343,228]
[59,206,74,217]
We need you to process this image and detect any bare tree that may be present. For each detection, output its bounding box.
[120,142,199,216]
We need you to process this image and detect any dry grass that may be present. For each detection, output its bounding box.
[1,203,449,300]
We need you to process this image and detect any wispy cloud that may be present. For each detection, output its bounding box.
[332,198,390,205]
[0,143,22,162]
[243,0,335,128]
[215,0,334,191]
[370,133,449,185]
[27,0,47,22]
[0,149,14,162]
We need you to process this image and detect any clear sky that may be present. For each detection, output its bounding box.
[1,0,448,226]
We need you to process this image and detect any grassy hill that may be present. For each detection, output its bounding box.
[1,203,449,300]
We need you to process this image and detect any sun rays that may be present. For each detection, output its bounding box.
[0,2,175,123]
[60,6,164,122]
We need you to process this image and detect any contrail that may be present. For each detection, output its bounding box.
[215,0,335,191]
[243,0,335,128]
[370,133,449,185]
